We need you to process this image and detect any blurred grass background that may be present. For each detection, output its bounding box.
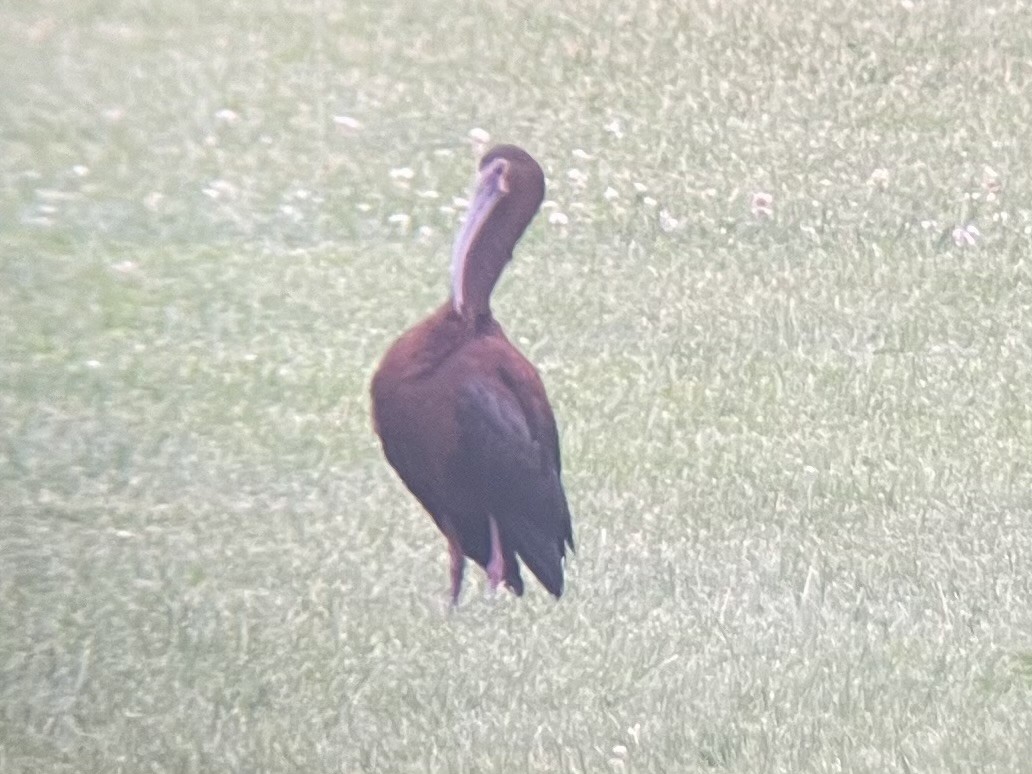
[2,0,1032,771]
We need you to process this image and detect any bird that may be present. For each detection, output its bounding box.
[370,144,574,604]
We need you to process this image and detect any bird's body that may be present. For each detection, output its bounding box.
[370,145,573,603]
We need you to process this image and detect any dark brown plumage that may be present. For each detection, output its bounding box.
[370,145,574,603]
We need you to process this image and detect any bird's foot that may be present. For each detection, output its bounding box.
[449,539,466,605]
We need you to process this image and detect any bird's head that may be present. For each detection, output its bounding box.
[450,145,545,318]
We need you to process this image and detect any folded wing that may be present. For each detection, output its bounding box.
[453,365,574,597]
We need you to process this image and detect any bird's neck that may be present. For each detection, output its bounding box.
[453,237,512,319]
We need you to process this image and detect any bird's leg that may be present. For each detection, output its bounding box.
[486,515,505,591]
[448,539,465,606]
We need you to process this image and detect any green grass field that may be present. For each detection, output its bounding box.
[3,0,1032,771]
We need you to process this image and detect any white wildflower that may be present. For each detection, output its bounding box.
[868,168,889,187]
[141,190,161,210]
[982,165,1002,193]
[469,127,490,153]
[603,119,624,139]
[203,179,237,199]
[333,115,362,129]
[387,213,411,232]
[951,224,979,247]
[751,191,774,218]
[566,168,588,186]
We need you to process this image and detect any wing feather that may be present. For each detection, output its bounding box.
[454,367,573,597]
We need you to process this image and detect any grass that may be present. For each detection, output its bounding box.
[2,0,1032,771]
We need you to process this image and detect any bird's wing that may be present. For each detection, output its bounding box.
[372,384,453,538]
[453,359,573,597]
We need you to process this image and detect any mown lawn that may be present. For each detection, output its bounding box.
[2,0,1031,771]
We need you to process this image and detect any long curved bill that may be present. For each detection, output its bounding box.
[451,158,509,314]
